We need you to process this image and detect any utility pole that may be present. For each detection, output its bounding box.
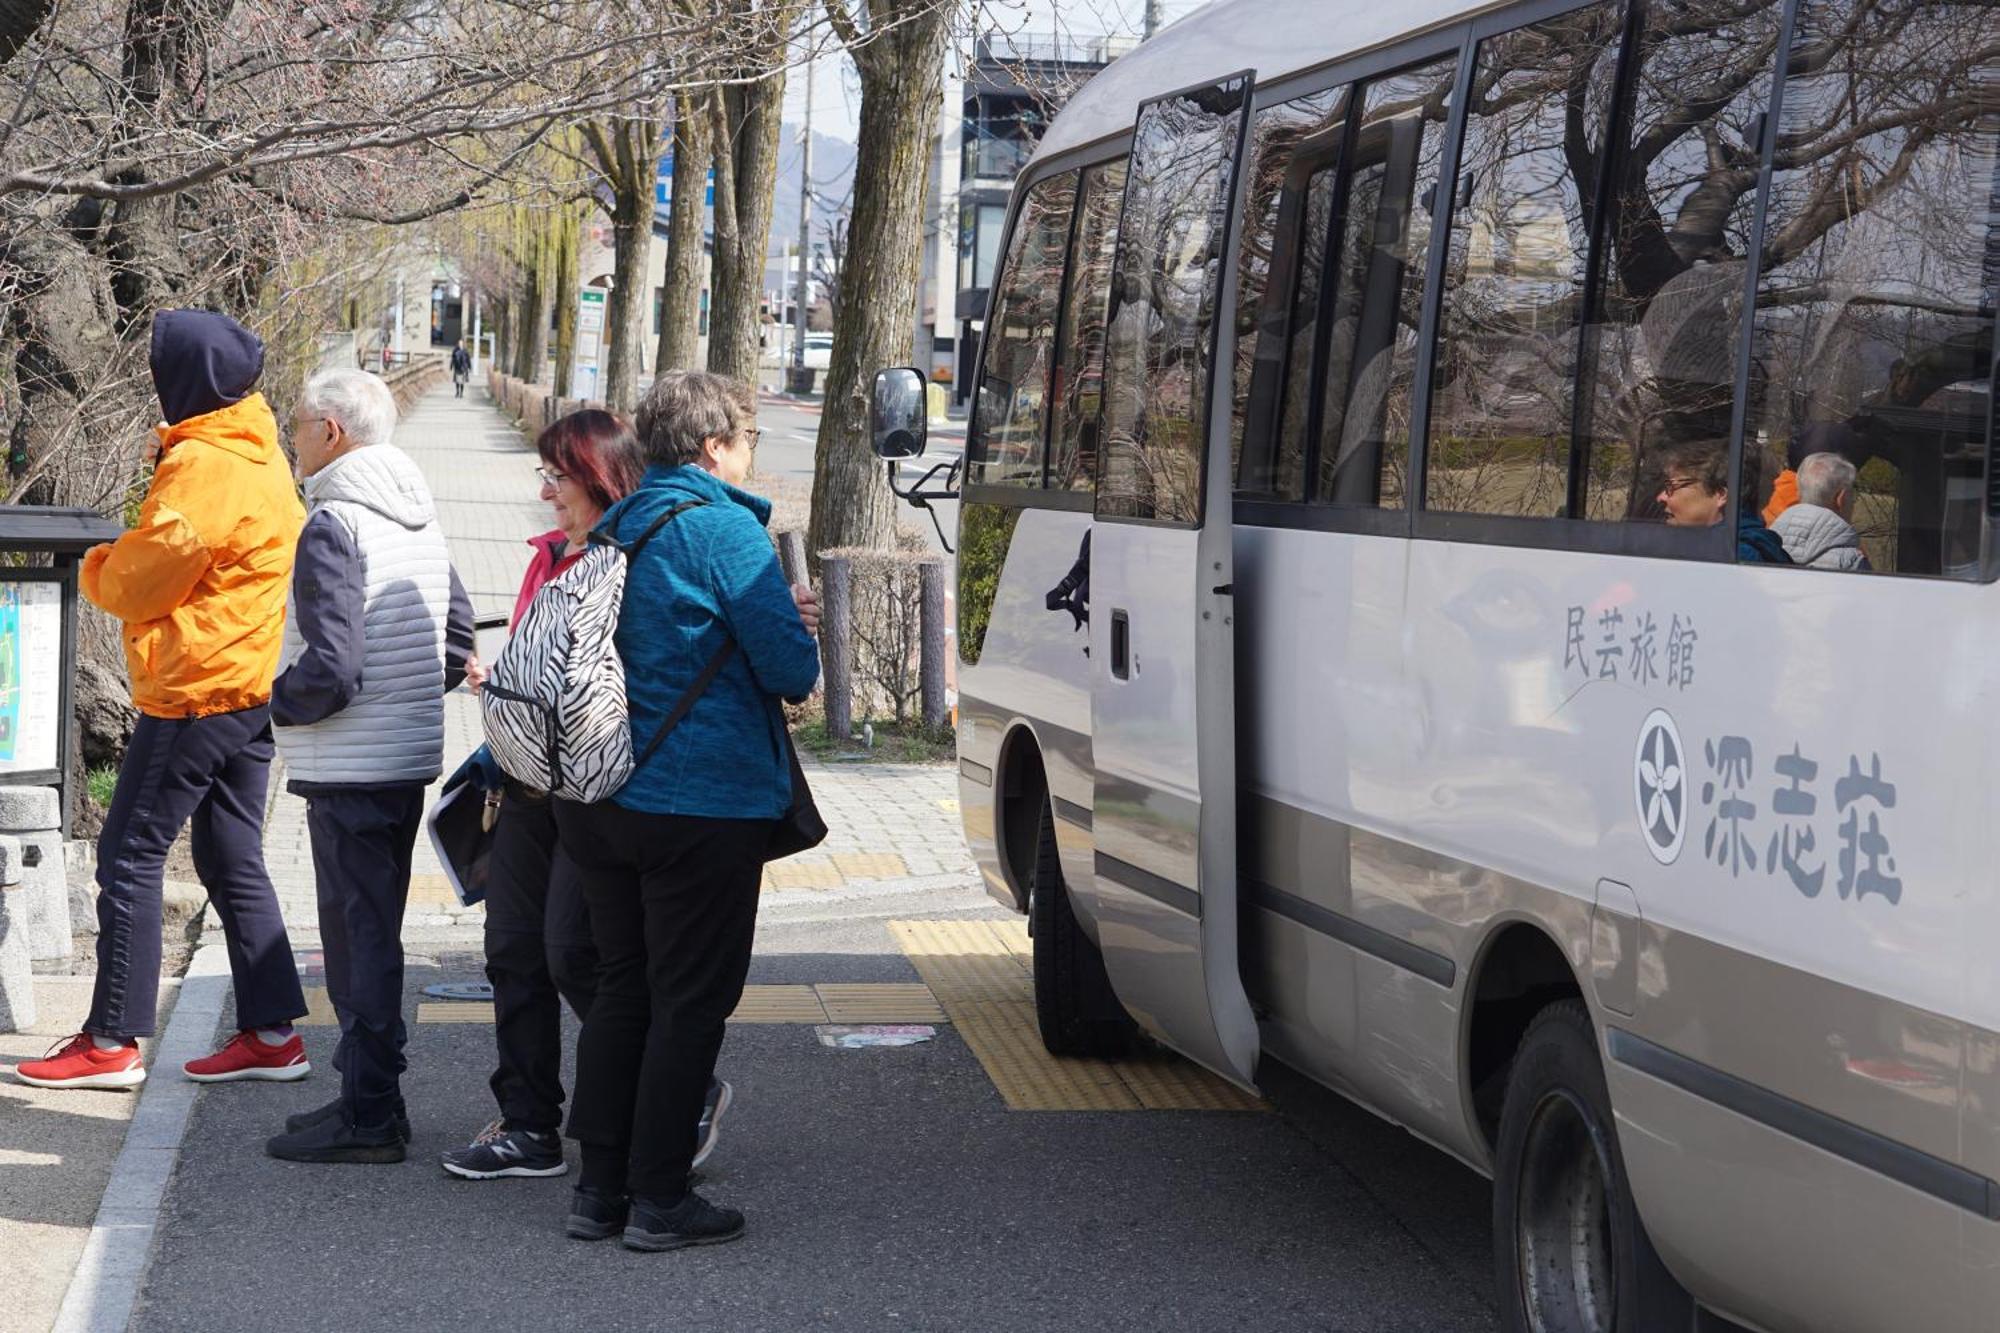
[791,56,813,391]
[1143,0,1163,39]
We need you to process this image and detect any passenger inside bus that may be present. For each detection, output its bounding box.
[1769,453,1872,572]
[1655,443,1790,564]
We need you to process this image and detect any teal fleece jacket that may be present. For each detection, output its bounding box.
[597,464,820,818]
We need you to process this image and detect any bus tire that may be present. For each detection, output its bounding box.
[1030,801,1135,1057]
[1494,1000,1692,1333]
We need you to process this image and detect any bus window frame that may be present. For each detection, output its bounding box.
[959,138,1135,518]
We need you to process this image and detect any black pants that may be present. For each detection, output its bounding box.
[304,784,424,1128]
[554,799,768,1200]
[88,708,304,1040]
[484,784,598,1134]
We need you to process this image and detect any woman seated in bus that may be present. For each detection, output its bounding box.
[1655,442,1792,564]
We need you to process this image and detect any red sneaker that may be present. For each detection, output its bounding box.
[14,1034,146,1090]
[183,1030,311,1083]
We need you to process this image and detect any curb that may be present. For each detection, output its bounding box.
[53,941,229,1333]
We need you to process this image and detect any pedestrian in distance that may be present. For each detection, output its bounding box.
[15,310,312,1092]
[556,370,819,1252]
[440,409,651,1181]
[451,340,472,398]
[263,368,474,1164]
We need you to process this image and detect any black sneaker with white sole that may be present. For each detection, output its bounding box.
[621,1190,745,1252]
[692,1079,732,1170]
[441,1126,568,1180]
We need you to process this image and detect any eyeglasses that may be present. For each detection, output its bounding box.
[742,428,761,451]
[535,467,569,486]
[1659,476,1706,497]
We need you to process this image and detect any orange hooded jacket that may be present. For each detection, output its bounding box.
[81,393,305,719]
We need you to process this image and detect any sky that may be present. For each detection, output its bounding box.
[780,0,1215,143]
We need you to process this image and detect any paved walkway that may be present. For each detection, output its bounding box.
[259,382,976,945]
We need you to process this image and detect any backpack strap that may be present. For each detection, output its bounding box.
[589,498,709,559]
[633,641,737,770]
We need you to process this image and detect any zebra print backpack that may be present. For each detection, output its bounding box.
[480,499,714,803]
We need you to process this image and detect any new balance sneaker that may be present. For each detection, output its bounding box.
[441,1124,568,1180]
[566,1187,629,1241]
[266,1113,405,1164]
[621,1190,746,1252]
[183,1030,310,1083]
[692,1079,733,1170]
[14,1034,146,1090]
[286,1095,411,1143]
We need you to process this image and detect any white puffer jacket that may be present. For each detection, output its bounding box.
[274,444,455,785]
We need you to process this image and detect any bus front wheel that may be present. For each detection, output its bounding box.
[1029,801,1135,1057]
[1494,1000,1692,1333]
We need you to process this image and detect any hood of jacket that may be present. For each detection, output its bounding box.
[305,443,437,529]
[1770,503,1862,565]
[155,392,283,466]
[643,463,773,526]
[151,309,265,425]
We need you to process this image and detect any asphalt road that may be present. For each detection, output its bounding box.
[755,396,963,557]
[132,884,1499,1333]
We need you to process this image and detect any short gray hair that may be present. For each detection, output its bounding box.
[300,368,398,448]
[1796,451,1857,508]
[634,370,754,468]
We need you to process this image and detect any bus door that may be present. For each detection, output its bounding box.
[1087,74,1259,1089]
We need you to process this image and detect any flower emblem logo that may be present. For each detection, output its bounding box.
[1634,708,1686,865]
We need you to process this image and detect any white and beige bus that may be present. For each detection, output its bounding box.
[869,0,1995,1327]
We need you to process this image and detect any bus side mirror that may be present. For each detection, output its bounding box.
[870,368,929,460]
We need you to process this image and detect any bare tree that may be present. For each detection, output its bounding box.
[657,95,711,373]
[583,110,665,410]
[810,0,956,561]
[706,1,797,382]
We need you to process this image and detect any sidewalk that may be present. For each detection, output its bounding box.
[13,382,983,1333]
[262,383,976,946]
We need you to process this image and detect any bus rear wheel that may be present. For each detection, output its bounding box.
[1494,1000,1691,1333]
[1029,801,1135,1057]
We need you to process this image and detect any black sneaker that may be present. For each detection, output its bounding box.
[621,1190,745,1252]
[692,1080,733,1170]
[266,1113,405,1164]
[286,1096,411,1143]
[566,1187,629,1241]
[442,1125,567,1180]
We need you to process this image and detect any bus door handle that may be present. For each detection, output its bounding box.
[1110,609,1131,680]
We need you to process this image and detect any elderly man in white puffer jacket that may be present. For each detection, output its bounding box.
[264,368,474,1165]
[1770,451,1873,572]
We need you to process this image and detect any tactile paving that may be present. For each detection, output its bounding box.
[890,919,1263,1113]
[296,986,339,1027]
[727,985,829,1023]
[815,983,946,1024]
[416,1001,494,1024]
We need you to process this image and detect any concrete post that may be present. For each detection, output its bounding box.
[821,555,852,743]
[0,835,32,1033]
[0,787,67,961]
[920,557,948,728]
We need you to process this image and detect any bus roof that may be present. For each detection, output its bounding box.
[1035,0,1493,162]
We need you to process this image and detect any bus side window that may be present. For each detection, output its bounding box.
[1423,2,1628,520]
[967,171,1078,489]
[1049,159,1128,493]
[1746,0,1995,578]
[1232,87,1348,502]
[1575,0,1784,529]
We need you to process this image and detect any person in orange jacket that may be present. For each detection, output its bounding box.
[16,310,312,1091]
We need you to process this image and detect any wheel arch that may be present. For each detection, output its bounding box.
[993,721,1051,914]
[1463,918,1589,1160]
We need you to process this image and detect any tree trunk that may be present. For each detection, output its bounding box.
[604,137,653,412]
[513,223,552,384]
[656,103,711,375]
[809,2,950,560]
[707,19,789,385]
[551,206,580,397]
[0,0,53,69]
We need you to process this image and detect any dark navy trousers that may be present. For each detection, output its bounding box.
[88,707,304,1040]
[302,784,424,1128]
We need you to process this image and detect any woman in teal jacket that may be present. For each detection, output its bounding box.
[553,370,820,1253]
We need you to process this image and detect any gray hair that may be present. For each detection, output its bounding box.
[300,368,398,448]
[1796,451,1857,509]
[634,370,754,468]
